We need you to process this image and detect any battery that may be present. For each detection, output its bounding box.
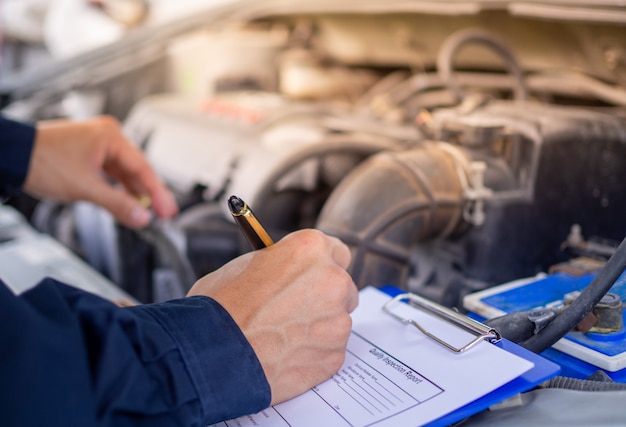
[464,271,626,382]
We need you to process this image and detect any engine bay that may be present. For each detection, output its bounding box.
[3,0,626,398]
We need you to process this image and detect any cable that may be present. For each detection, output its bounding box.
[137,220,197,296]
[521,234,626,353]
[543,376,626,392]
[436,28,529,103]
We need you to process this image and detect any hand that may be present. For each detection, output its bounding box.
[187,229,359,405]
[23,116,178,228]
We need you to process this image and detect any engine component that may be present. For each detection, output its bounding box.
[316,99,626,307]
[465,265,626,382]
[64,91,408,299]
[566,292,623,334]
[316,142,468,290]
[8,6,625,316]
[0,204,134,304]
[436,28,529,103]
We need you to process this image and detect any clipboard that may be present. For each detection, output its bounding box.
[379,285,561,427]
[214,286,561,427]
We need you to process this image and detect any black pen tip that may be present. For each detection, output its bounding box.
[228,195,245,214]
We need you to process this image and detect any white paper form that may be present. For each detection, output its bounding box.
[211,287,534,427]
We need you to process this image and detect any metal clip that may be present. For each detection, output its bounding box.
[383,292,501,353]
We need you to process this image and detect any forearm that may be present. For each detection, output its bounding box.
[0,279,270,427]
[127,295,271,425]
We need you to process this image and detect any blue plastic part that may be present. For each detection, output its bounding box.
[468,271,626,382]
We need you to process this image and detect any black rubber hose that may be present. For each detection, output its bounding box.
[137,221,197,295]
[437,28,528,103]
[521,235,626,353]
[485,312,538,343]
[316,144,466,289]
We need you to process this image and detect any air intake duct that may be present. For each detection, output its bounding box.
[316,142,468,289]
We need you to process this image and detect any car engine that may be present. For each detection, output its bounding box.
[3,0,626,407]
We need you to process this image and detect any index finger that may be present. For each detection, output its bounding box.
[105,137,178,219]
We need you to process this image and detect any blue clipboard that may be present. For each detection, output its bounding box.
[379,286,561,427]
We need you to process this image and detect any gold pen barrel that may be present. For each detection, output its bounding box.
[239,208,274,248]
[228,196,274,250]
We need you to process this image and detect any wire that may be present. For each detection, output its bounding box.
[543,376,626,392]
[137,220,197,296]
[436,28,529,103]
[521,234,626,353]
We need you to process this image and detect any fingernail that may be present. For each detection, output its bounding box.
[130,206,152,227]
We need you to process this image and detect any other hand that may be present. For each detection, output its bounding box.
[24,116,178,228]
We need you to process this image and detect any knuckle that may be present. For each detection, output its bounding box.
[94,116,123,140]
[287,229,327,258]
[336,314,353,337]
[299,228,327,248]
[95,115,120,130]
[318,266,354,309]
[329,265,353,291]
[328,352,346,373]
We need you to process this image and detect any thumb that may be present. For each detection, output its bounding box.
[87,179,152,228]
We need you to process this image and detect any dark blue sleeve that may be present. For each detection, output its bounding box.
[0,115,36,196]
[0,278,271,427]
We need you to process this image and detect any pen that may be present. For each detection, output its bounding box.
[227,195,274,250]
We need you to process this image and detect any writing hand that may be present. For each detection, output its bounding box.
[187,229,359,405]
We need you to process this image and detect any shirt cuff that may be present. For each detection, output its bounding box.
[128,296,271,425]
[0,116,36,195]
